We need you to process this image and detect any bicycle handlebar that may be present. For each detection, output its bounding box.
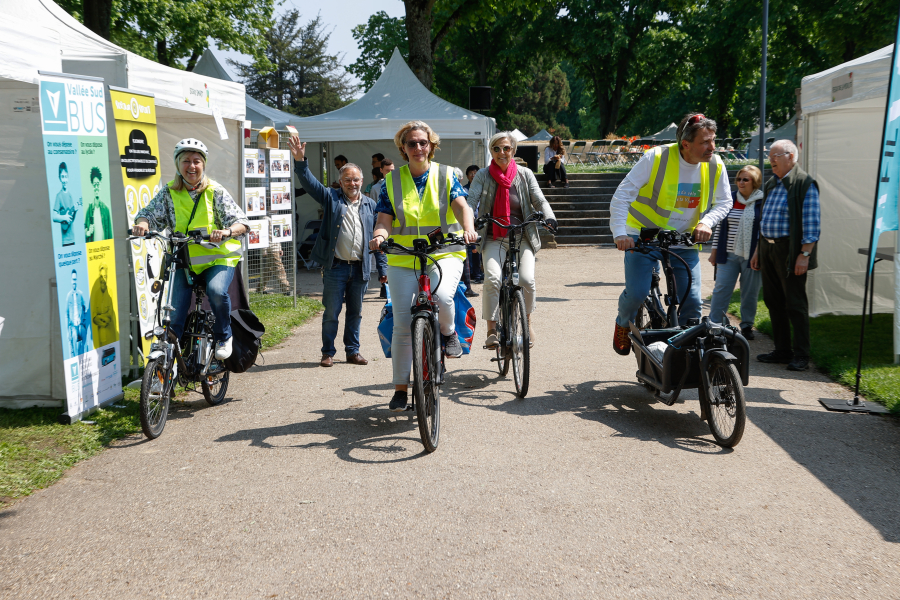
[375,232,479,257]
[474,212,551,233]
[127,228,212,243]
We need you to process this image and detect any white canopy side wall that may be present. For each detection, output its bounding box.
[801,45,894,316]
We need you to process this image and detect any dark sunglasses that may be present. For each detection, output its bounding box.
[405,140,429,149]
[735,177,752,182]
[492,145,513,153]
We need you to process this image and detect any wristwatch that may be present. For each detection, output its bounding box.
[801,251,811,257]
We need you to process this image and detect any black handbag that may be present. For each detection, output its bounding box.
[223,308,265,373]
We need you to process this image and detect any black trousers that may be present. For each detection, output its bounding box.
[543,160,567,183]
[759,238,810,358]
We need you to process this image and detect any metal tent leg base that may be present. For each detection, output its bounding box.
[819,398,891,414]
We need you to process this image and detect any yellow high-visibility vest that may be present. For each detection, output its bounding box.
[384,162,466,269]
[626,143,723,232]
[170,180,242,273]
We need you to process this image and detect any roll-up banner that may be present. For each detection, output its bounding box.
[109,87,163,364]
[38,72,123,419]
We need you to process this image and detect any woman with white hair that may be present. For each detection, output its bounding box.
[467,132,558,349]
[133,138,249,359]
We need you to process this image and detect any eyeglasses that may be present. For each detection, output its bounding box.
[735,177,752,183]
[405,140,430,149]
[492,145,513,153]
[769,152,791,159]
[688,114,706,125]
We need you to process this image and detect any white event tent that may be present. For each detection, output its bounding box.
[291,48,495,182]
[648,123,678,140]
[0,0,246,406]
[799,45,894,320]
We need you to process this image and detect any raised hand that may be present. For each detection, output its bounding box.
[288,135,306,162]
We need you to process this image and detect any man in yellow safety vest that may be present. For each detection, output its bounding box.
[610,113,733,356]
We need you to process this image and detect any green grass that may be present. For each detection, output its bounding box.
[0,295,322,510]
[728,289,900,411]
[0,389,142,508]
[250,293,323,350]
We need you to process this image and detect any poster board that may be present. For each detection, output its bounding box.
[110,87,163,365]
[39,72,123,418]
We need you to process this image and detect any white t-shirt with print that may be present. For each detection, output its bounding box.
[609,149,732,239]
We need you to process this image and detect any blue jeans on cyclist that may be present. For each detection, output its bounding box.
[616,235,702,328]
[170,265,235,342]
[321,260,368,357]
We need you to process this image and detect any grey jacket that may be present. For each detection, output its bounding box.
[467,166,555,253]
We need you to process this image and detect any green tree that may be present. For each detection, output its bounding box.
[54,0,274,71]
[347,12,409,91]
[230,11,356,116]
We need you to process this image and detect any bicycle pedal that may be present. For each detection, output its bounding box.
[404,404,414,411]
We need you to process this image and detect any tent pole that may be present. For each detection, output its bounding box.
[759,0,768,176]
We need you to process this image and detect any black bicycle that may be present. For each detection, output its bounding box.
[474,212,552,398]
[625,228,749,447]
[376,230,476,452]
[127,228,230,439]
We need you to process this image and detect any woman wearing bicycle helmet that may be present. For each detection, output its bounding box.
[368,121,478,412]
[133,138,249,359]
[467,131,557,350]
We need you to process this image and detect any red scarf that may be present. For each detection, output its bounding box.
[488,159,517,240]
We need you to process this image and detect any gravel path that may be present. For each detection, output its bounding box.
[2,247,899,599]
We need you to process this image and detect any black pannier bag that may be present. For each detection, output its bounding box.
[223,308,265,373]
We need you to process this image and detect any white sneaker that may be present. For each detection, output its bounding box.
[215,337,233,359]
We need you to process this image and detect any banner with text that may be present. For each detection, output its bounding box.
[39,74,122,417]
[110,89,163,364]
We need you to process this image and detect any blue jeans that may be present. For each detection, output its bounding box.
[707,252,761,329]
[617,237,702,327]
[322,261,368,356]
[170,265,235,342]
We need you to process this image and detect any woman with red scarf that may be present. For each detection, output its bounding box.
[467,132,558,349]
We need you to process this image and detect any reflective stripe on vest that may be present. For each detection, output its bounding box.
[385,163,466,269]
[169,180,243,273]
[626,143,722,231]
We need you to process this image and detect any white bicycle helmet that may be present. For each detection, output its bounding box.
[173,138,208,163]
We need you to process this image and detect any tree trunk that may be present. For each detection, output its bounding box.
[82,0,112,40]
[156,39,170,67]
[404,0,436,89]
[185,50,201,72]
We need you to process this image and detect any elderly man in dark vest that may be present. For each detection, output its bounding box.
[750,139,820,371]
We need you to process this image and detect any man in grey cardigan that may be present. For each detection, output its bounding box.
[289,136,387,367]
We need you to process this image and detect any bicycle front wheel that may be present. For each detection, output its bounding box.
[140,357,171,439]
[411,317,440,452]
[202,363,229,406]
[510,290,530,398]
[703,355,746,447]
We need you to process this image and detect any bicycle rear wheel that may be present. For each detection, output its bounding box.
[202,363,229,406]
[510,290,530,398]
[703,355,746,447]
[139,357,171,439]
[411,317,440,452]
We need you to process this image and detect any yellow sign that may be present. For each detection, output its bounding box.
[111,90,162,363]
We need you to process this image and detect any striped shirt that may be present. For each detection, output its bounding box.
[710,200,745,253]
[759,177,820,242]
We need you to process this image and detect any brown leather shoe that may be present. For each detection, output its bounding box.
[320,354,334,367]
[346,353,368,365]
[613,322,631,356]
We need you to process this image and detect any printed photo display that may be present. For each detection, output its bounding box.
[243,148,260,177]
[271,214,292,242]
[244,187,267,217]
[247,219,268,249]
[270,181,291,211]
[269,149,291,177]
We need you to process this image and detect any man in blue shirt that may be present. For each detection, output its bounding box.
[750,140,820,371]
[289,137,387,367]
